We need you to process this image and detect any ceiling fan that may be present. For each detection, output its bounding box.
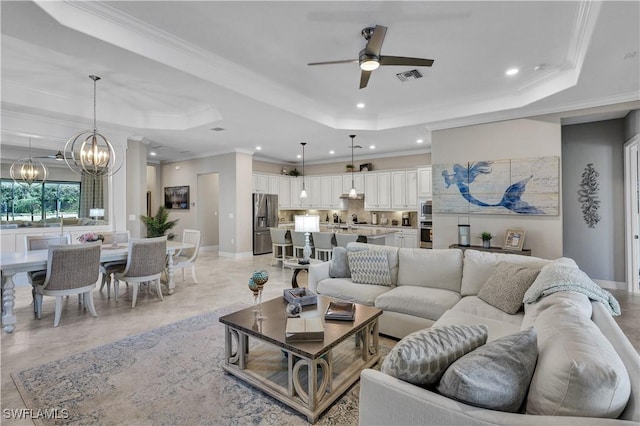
[308,25,434,89]
[34,150,64,161]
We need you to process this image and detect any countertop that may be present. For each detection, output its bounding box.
[279,222,418,231]
[279,224,406,236]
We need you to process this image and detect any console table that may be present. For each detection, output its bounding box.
[449,244,532,256]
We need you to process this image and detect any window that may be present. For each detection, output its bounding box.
[1,180,81,223]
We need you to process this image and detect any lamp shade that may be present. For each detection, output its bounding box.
[89,208,105,218]
[295,215,320,233]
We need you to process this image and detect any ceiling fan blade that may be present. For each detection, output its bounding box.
[308,59,358,66]
[366,25,387,56]
[380,56,434,67]
[359,70,372,89]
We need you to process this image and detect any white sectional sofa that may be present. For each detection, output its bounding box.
[308,243,640,425]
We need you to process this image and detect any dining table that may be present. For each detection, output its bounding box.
[0,239,193,334]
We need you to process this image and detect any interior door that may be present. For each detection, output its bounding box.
[624,135,640,293]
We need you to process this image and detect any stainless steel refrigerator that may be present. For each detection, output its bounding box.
[253,193,278,255]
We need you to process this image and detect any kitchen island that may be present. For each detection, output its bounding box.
[280,223,399,245]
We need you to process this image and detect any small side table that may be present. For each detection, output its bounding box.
[449,244,532,256]
[283,258,323,288]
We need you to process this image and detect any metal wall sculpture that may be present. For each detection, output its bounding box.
[578,163,600,228]
[432,157,559,216]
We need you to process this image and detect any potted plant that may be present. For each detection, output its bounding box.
[140,206,179,240]
[346,164,354,172]
[480,232,493,249]
[287,168,300,177]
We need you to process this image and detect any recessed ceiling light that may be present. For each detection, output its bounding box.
[416,139,424,144]
[256,146,262,150]
[329,150,335,154]
[356,103,365,108]
[296,154,301,159]
[369,145,376,150]
[149,152,157,156]
[505,68,519,76]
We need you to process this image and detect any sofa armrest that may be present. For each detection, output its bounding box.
[308,261,330,293]
[359,369,635,426]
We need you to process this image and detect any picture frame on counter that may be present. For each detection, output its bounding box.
[503,229,526,251]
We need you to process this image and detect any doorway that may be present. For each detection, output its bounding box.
[624,135,640,293]
[197,173,220,249]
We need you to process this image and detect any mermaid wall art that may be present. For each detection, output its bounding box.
[432,157,559,215]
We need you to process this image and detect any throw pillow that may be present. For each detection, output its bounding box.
[437,328,538,413]
[347,250,392,286]
[329,246,369,278]
[477,263,539,314]
[381,325,488,386]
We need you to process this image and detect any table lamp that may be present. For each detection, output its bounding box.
[90,208,105,221]
[295,214,319,264]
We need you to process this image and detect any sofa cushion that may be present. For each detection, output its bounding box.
[437,328,538,413]
[347,242,399,285]
[397,248,463,292]
[460,250,551,296]
[381,325,488,386]
[526,302,631,418]
[451,296,524,326]
[521,291,592,330]
[316,278,389,306]
[434,309,521,342]
[375,286,461,321]
[329,246,369,278]
[348,250,392,286]
[477,263,539,314]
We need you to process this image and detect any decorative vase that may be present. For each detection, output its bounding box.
[252,270,269,320]
[482,240,491,249]
[248,277,260,313]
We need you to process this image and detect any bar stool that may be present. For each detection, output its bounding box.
[270,228,292,268]
[312,231,335,261]
[335,233,359,247]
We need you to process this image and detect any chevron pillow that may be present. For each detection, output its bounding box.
[381,325,488,386]
[347,250,392,286]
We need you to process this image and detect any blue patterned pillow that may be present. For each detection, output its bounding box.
[347,250,392,286]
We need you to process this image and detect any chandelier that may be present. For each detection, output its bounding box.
[64,75,122,178]
[10,137,48,186]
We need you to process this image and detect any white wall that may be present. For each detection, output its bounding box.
[125,139,147,238]
[431,118,563,259]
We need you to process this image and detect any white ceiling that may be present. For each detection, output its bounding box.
[1,1,638,165]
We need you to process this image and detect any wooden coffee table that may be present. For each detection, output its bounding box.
[219,295,382,423]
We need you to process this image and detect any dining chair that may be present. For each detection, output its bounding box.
[270,228,292,268]
[171,229,201,283]
[312,231,335,261]
[98,231,131,299]
[113,236,167,308]
[335,233,359,248]
[291,231,313,260]
[32,242,101,327]
[25,234,71,313]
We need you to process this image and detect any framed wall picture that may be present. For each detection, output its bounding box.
[360,163,372,172]
[503,229,526,251]
[164,186,190,209]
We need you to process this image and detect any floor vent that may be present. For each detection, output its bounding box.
[396,70,423,82]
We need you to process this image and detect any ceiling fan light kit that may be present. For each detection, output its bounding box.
[308,25,434,89]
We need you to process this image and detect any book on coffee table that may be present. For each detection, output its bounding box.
[324,301,355,321]
[285,317,325,342]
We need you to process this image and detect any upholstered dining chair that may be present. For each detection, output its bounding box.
[113,236,167,308]
[25,234,71,313]
[98,231,131,299]
[335,233,359,248]
[312,231,335,261]
[270,228,292,268]
[171,229,201,283]
[291,231,313,260]
[32,242,101,327]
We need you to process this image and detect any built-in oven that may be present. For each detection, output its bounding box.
[420,220,433,249]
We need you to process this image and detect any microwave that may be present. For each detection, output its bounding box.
[420,200,432,219]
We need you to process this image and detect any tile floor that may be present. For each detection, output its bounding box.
[1,251,639,425]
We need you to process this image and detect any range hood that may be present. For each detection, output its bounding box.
[339,193,365,200]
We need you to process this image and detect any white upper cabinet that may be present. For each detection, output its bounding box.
[252,173,269,193]
[268,176,279,195]
[364,172,391,210]
[320,176,332,207]
[308,176,322,208]
[330,175,345,209]
[342,173,364,194]
[289,177,302,208]
[278,176,290,208]
[391,170,418,209]
[417,166,433,199]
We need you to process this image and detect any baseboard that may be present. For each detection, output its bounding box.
[218,251,254,259]
[593,279,627,291]
[199,245,219,253]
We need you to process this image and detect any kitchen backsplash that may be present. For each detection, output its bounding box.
[279,200,418,227]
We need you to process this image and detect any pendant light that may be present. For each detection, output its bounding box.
[349,135,358,198]
[299,142,308,199]
[64,75,122,178]
[10,137,48,186]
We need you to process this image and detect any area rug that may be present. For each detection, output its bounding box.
[12,305,390,425]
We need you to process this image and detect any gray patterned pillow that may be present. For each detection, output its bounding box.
[381,325,488,386]
[478,263,540,314]
[347,250,392,286]
[329,246,369,278]
[437,328,538,413]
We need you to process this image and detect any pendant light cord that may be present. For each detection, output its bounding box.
[350,135,356,187]
[301,142,306,190]
[90,75,101,132]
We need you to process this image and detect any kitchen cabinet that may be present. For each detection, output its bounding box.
[307,176,322,208]
[330,175,345,209]
[393,228,418,248]
[278,176,290,208]
[364,172,391,210]
[417,166,433,199]
[268,176,279,195]
[289,177,302,208]
[391,170,418,210]
[320,176,332,207]
[342,173,364,195]
[252,173,269,193]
